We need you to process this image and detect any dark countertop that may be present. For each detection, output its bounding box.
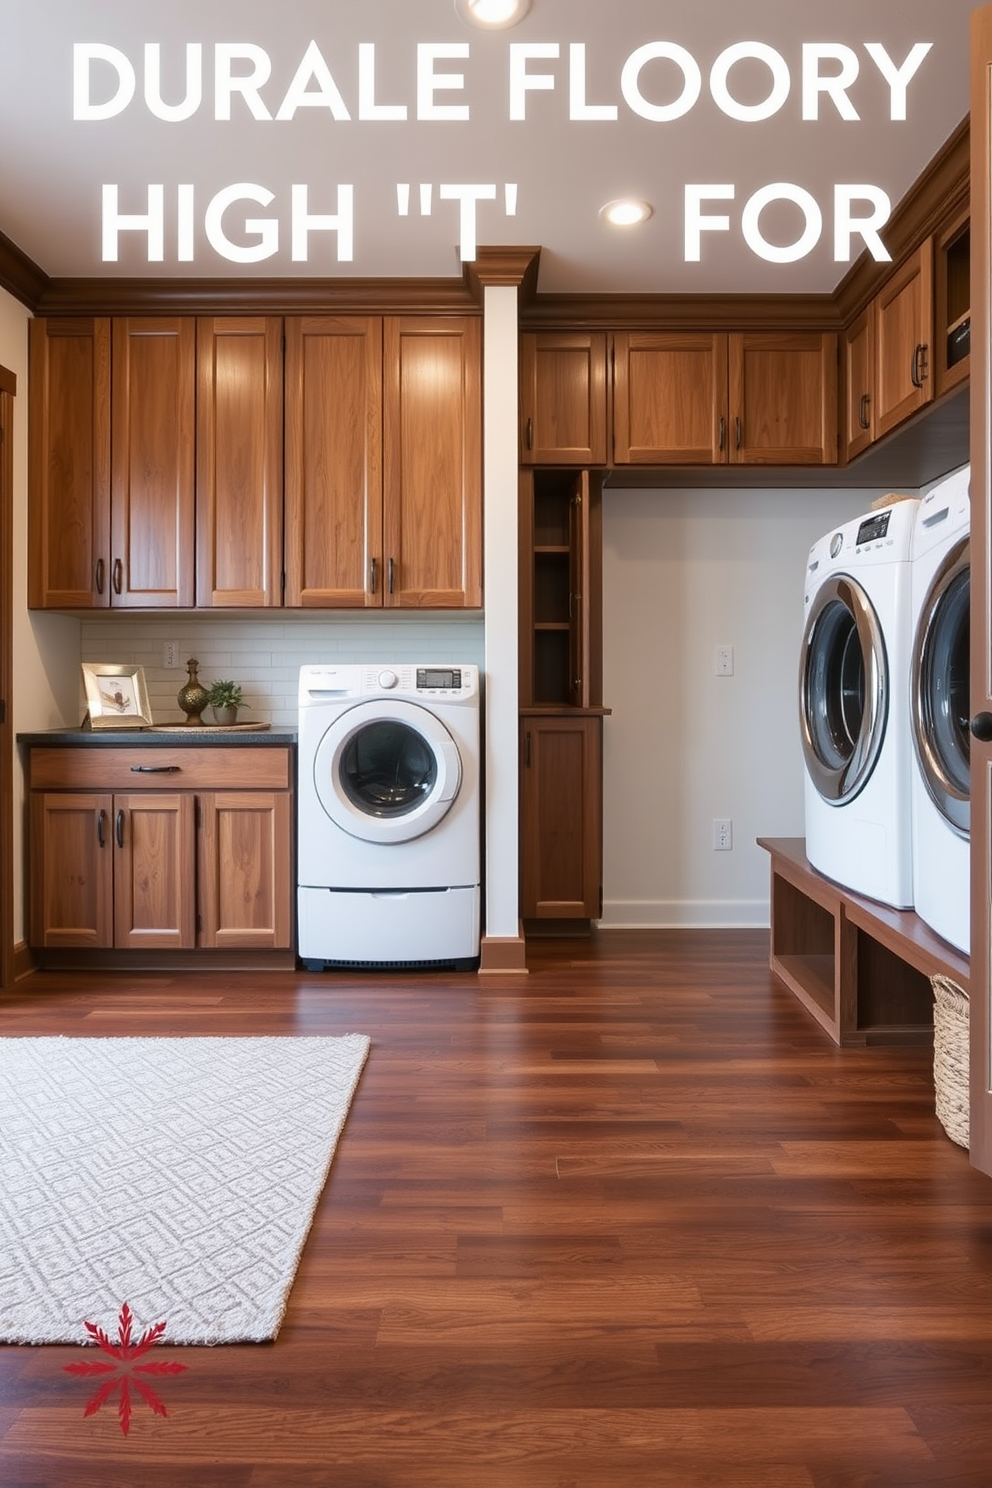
[18,727,297,747]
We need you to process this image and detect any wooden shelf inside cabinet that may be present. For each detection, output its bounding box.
[519,468,603,710]
[759,837,968,1047]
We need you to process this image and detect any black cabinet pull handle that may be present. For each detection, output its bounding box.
[112,557,123,594]
[526,417,533,450]
[911,343,929,389]
[858,392,871,430]
[130,764,180,773]
[370,556,377,594]
[525,731,531,768]
[735,416,742,450]
[718,416,725,451]
[970,713,992,742]
[115,809,124,848]
[97,809,106,848]
[95,558,105,595]
[388,557,395,595]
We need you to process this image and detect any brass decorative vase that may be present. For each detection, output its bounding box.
[177,658,210,726]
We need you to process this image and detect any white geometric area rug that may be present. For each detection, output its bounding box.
[0,1034,370,1345]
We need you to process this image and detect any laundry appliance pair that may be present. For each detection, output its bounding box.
[798,467,970,952]
[297,663,481,969]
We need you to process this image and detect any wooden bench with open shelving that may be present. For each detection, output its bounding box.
[758,837,969,1047]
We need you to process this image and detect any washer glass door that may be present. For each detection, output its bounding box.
[911,537,970,837]
[799,574,887,804]
[314,699,463,844]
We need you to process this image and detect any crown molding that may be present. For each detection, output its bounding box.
[0,227,48,311]
[32,276,481,318]
[463,246,542,303]
[520,293,841,332]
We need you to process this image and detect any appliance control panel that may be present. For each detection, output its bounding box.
[362,664,478,700]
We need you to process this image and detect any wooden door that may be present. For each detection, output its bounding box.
[841,305,876,462]
[519,332,607,464]
[968,2,992,1179]
[874,241,934,438]
[196,317,283,607]
[729,332,838,464]
[382,316,482,608]
[111,318,195,607]
[29,792,114,947]
[612,331,728,464]
[28,317,111,608]
[284,316,383,607]
[197,791,292,948]
[519,715,602,919]
[113,792,196,949]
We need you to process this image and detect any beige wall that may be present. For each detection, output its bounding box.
[601,485,901,927]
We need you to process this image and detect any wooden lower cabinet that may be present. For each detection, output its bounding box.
[520,713,602,920]
[27,747,293,955]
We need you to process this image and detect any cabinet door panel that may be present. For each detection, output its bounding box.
[842,306,876,462]
[520,716,601,918]
[196,318,283,607]
[29,792,114,947]
[284,316,383,607]
[111,319,195,607]
[114,792,195,949]
[383,317,482,608]
[519,332,607,464]
[28,318,111,609]
[198,792,292,948]
[729,332,837,464]
[875,241,934,437]
[613,332,728,464]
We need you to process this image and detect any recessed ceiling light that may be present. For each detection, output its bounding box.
[454,0,533,29]
[599,199,654,228]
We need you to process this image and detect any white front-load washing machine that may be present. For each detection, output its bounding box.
[297,663,480,969]
[909,467,970,953]
[798,499,918,908]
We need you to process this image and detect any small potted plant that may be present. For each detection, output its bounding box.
[207,680,245,727]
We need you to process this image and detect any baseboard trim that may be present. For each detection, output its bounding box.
[478,931,529,974]
[13,941,36,981]
[599,898,769,930]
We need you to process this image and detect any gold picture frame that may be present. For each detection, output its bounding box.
[82,663,154,730]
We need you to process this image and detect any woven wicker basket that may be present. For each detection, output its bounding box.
[930,975,969,1149]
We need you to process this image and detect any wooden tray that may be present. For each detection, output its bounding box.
[147,722,272,733]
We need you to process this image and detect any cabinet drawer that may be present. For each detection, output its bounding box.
[29,746,292,792]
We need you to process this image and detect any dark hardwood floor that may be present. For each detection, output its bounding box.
[1,929,991,1487]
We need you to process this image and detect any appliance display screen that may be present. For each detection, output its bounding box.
[855,510,891,545]
[417,668,462,690]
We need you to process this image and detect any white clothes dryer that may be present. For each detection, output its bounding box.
[798,499,918,908]
[297,663,480,969]
[909,467,970,953]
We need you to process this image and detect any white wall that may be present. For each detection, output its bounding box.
[601,485,902,927]
[0,289,81,943]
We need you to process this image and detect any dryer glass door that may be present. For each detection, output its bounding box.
[799,574,887,804]
[313,699,463,844]
[911,537,970,837]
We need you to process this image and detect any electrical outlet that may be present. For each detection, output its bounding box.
[713,818,733,851]
[163,641,181,669]
[716,645,734,676]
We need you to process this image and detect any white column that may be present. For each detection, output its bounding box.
[482,284,520,946]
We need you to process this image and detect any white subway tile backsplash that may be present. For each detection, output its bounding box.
[80,615,485,726]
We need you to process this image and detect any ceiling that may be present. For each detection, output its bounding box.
[0,0,978,295]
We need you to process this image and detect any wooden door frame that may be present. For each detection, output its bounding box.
[969,4,992,1178]
[0,366,15,989]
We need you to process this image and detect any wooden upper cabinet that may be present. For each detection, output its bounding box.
[613,331,728,463]
[383,316,482,608]
[519,332,607,465]
[729,332,838,465]
[111,318,195,607]
[28,317,111,609]
[284,316,383,608]
[934,211,970,400]
[196,318,283,607]
[842,306,876,463]
[874,239,934,438]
